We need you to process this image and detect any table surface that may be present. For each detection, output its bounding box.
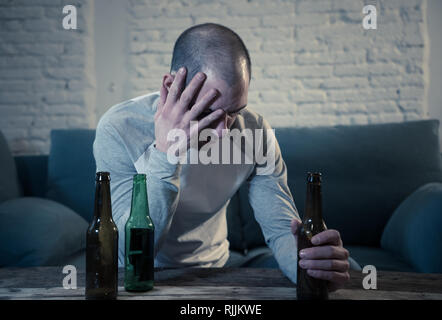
[0,267,441,300]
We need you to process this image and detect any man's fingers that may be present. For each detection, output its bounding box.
[307,269,350,284]
[196,108,225,130]
[311,229,342,246]
[186,109,225,146]
[159,78,168,106]
[299,245,349,260]
[179,72,207,111]
[299,259,350,272]
[185,88,219,122]
[155,81,168,120]
[166,67,187,105]
[291,218,301,236]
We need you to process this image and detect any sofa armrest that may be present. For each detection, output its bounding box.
[14,155,48,197]
[381,182,442,273]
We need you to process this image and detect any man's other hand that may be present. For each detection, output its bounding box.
[291,219,350,292]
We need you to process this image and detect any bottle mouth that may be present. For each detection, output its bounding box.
[96,172,110,181]
[307,172,322,183]
[133,173,147,182]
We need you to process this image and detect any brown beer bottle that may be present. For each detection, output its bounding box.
[297,172,328,300]
[86,172,119,300]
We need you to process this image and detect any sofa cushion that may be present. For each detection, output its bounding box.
[64,249,86,269]
[346,245,415,272]
[0,197,88,267]
[381,182,442,273]
[0,131,22,203]
[46,130,97,222]
[275,120,442,246]
[15,155,48,198]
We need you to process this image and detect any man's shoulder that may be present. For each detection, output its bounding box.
[97,92,160,133]
[235,108,271,130]
[94,92,160,162]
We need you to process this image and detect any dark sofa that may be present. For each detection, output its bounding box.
[1,119,441,273]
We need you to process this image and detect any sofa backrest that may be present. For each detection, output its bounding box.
[45,129,97,222]
[252,119,441,247]
[0,131,22,203]
[16,120,442,249]
[15,155,48,198]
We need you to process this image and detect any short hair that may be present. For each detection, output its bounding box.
[170,23,251,87]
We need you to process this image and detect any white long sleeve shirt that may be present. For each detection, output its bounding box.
[93,92,300,283]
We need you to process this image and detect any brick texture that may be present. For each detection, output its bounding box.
[127,0,426,129]
[0,0,427,155]
[0,0,95,155]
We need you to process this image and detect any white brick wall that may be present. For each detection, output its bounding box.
[0,0,95,155]
[127,0,427,129]
[0,0,429,155]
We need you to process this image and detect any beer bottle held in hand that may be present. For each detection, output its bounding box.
[124,174,155,292]
[297,172,329,300]
[86,172,119,300]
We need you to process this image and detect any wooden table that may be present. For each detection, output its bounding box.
[0,267,441,300]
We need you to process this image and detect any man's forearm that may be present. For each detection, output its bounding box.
[143,144,182,256]
[269,231,299,284]
[247,148,300,284]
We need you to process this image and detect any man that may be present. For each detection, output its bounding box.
[94,23,350,290]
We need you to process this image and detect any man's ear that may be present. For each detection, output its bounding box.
[162,73,175,92]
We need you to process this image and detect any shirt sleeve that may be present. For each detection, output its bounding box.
[247,117,300,284]
[93,122,181,267]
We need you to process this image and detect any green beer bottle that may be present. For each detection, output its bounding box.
[86,172,119,300]
[124,174,155,292]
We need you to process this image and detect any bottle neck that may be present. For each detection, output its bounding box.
[304,182,323,222]
[94,180,112,219]
[130,179,150,219]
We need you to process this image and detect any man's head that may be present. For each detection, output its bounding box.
[162,23,251,136]
[170,23,251,87]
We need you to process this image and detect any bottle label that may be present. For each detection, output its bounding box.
[128,228,154,281]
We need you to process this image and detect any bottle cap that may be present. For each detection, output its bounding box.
[96,172,110,181]
[133,173,147,182]
[307,172,322,183]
